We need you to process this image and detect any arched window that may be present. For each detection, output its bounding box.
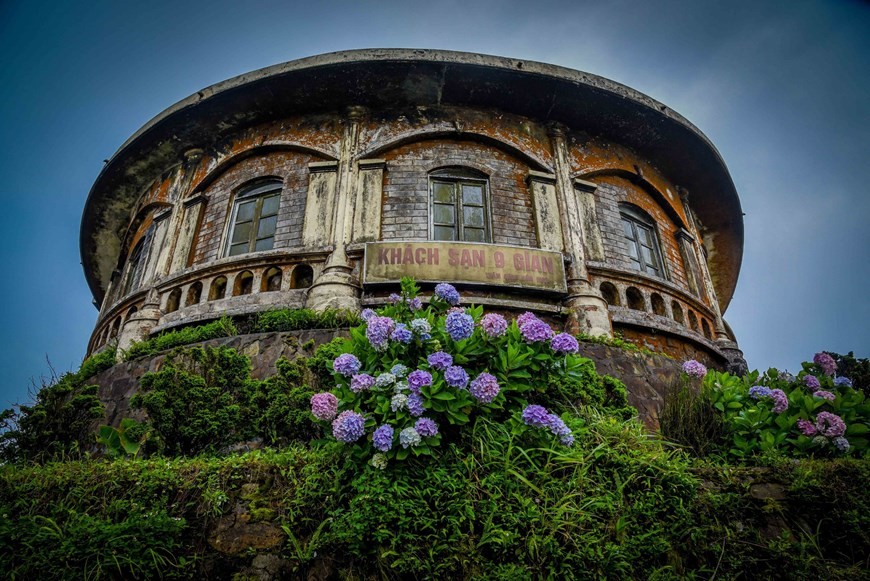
[599,282,620,306]
[429,168,490,242]
[626,287,645,311]
[290,264,313,289]
[687,310,699,332]
[225,180,283,257]
[234,271,254,296]
[671,301,685,325]
[261,267,282,292]
[702,319,712,340]
[209,276,227,301]
[619,204,665,278]
[650,293,666,316]
[165,288,181,313]
[186,282,203,306]
[121,224,155,296]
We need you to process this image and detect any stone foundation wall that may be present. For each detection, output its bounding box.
[89,330,683,430]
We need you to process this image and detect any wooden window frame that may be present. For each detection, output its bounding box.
[619,204,667,279]
[428,169,491,243]
[224,180,283,257]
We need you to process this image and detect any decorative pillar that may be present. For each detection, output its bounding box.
[549,124,612,337]
[115,288,162,362]
[306,106,365,311]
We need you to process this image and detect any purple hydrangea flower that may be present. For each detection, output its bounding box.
[834,437,850,452]
[481,313,508,337]
[550,333,580,354]
[407,393,425,417]
[415,417,439,437]
[444,365,469,389]
[749,386,773,400]
[545,414,574,447]
[332,410,365,443]
[333,353,361,377]
[366,316,396,351]
[834,376,853,388]
[409,318,432,339]
[391,323,413,344]
[522,404,550,428]
[813,390,836,402]
[399,427,422,448]
[813,352,837,376]
[310,392,339,421]
[470,372,500,404]
[797,419,818,437]
[770,388,788,414]
[815,411,846,438]
[388,293,402,304]
[360,308,376,321]
[407,370,432,395]
[804,375,821,390]
[427,351,453,371]
[408,297,423,311]
[446,310,475,341]
[391,364,409,378]
[682,360,707,379]
[434,283,460,305]
[350,373,376,393]
[521,319,554,343]
[373,424,394,452]
[391,393,408,412]
[516,312,538,329]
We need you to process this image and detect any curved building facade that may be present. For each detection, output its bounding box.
[81,49,746,371]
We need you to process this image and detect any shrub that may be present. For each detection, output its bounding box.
[123,316,237,360]
[254,308,360,333]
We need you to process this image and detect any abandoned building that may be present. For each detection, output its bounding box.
[81,49,746,372]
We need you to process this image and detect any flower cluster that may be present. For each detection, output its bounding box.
[366,316,395,351]
[373,424,394,452]
[399,427,422,448]
[333,354,361,376]
[445,365,469,389]
[813,352,837,376]
[480,313,508,337]
[518,314,554,343]
[681,359,707,379]
[815,411,846,438]
[310,393,338,421]
[521,404,574,446]
[804,374,821,390]
[813,390,836,402]
[445,310,475,341]
[350,373,375,393]
[550,333,579,354]
[434,283,460,305]
[834,376,853,388]
[407,370,432,394]
[749,385,772,400]
[470,373,500,404]
[769,388,788,414]
[409,318,432,339]
[415,417,439,437]
[391,323,413,344]
[427,351,453,370]
[332,411,365,443]
[797,419,818,437]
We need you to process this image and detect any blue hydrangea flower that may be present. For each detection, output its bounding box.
[350,373,375,393]
[834,436,850,452]
[427,351,453,371]
[332,411,365,443]
[399,427,422,448]
[375,373,396,388]
[333,354,361,377]
[391,323,413,344]
[469,373,500,404]
[834,376,853,388]
[415,417,438,437]
[407,393,425,417]
[390,393,408,412]
[372,424,394,452]
[366,316,395,351]
[446,310,475,341]
[749,385,772,400]
[545,414,574,446]
[409,318,432,340]
[407,370,433,395]
[360,308,377,321]
[408,297,423,311]
[434,283,460,305]
[391,364,409,378]
[444,365,469,389]
[522,404,550,428]
[388,293,402,304]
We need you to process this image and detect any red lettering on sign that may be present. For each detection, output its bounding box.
[428,248,439,265]
[403,246,414,264]
[415,248,426,264]
[449,249,459,266]
[378,248,389,265]
[494,251,504,268]
[473,250,484,267]
[390,248,402,264]
[514,253,524,271]
[530,254,541,273]
[542,256,552,274]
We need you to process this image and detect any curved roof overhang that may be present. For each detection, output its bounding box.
[81,48,743,311]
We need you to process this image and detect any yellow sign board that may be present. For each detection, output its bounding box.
[364,242,567,293]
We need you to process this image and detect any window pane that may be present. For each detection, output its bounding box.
[229,242,248,256]
[641,245,654,266]
[236,200,256,222]
[434,225,456,241]
[255,237,274,252]
[638,225,656,247]
[463,227,485,242]
[622,219,634,238]
[464,206,484,228]
[231,222,252,244]
[626,239,639,261]
[257,215,277,238]
[433,203,455,225]
[261,194,280,217]
[433,182,455,203]
[462,184,483,206]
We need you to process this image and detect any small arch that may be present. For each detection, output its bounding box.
[626,287,645,311]
[261,267,283,292]
[687,310,699,332]
[126,306,138,319]
[650,293,666,316]
[186,282,203,306]
[599,281,620,306]
[165,288,181,313]
[209,276,228,301]
[234,271,254,296]
[290,264,314,289]
[701,319,712,340]
[110,317,121,339]
[671,301,685,325]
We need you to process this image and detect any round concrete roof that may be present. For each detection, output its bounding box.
[81,48,743,310]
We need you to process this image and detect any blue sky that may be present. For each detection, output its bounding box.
[0,0,867,408]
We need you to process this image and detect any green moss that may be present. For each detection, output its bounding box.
[123,316,237,360]
[254,308,360,333]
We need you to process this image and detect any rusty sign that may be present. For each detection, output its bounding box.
[364,242,567,293]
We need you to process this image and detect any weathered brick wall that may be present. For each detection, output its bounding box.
[192,151,322,264]
[615,325,722,370]
[593,175,691,294]
[381,139,537,247]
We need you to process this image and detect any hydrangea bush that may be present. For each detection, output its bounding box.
[679,354,870,458]
[309,278,594,465]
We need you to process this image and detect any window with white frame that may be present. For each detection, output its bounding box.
[226,180,283,257]
[429,168,490,243]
